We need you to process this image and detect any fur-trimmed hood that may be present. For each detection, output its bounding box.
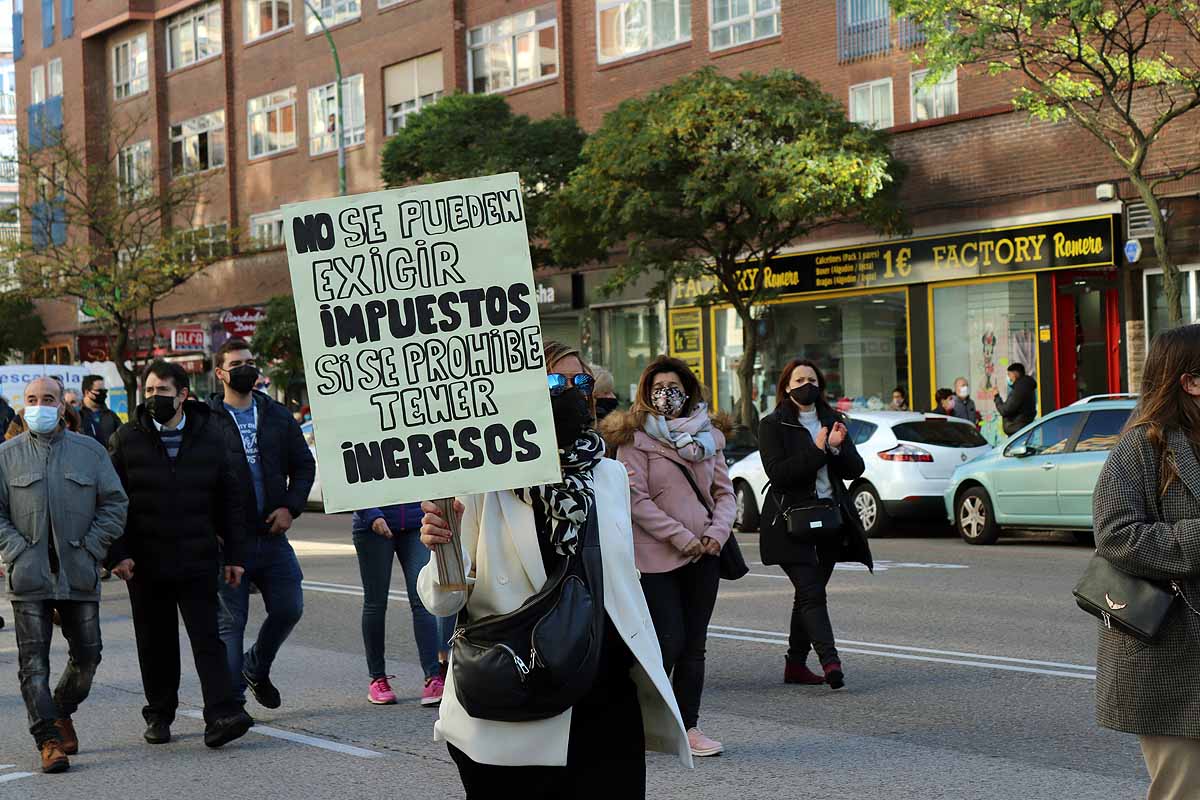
[600,408,735,450]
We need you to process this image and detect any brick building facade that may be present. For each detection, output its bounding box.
[11,0,1198,416]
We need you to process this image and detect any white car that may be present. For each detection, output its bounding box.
[728,411,992,537]
[301,420,323,509]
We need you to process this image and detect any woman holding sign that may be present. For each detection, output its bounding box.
[416,341,691,798]
[602,357,736,758]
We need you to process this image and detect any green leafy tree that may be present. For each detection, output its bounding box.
[893,0,1200,325]
[381,93,586,266]
[549,68,906,432]
[0,292,47,361]
[252,295,305,392]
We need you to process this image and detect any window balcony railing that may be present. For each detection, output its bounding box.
[838,0,929,62]
[0,222,19,243]
[0,160,17,182]
[0,93,16,116]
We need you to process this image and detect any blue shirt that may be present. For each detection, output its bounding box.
[225,403,266,513]
[352,503,423,533]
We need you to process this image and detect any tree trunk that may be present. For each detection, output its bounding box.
[735,304,759,439]
[1130,177,1181,325]
[112,325,138,403]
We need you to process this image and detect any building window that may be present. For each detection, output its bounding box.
[248,87,297,159]
[30,63,44,104]
[48,58,62,97]
[41,0,53,47]
[597,0,691,63]
[709,0,779,50]
[305,0,359,35]
[910,69,957,122]
[596,304,665,403]
[167,2,223,72]
[250,210,285,247]
[246,0,291,41]
[849,78,893,129]
[384,52,443,135]
[117,140,152,200]
[113,34,149,99]
[838,0,891,62]
[179,222,229,260]
[309,74,365,155]
[1144,268,1200,344]
[170,111,226,175]
[468,6,558,94]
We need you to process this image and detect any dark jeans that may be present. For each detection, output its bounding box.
[218,534,304,701]
[12,600,102,745]
[639,555,720,730]
[352,527,454,681]
[446,663,645,799]
[782,558,839,666]
[128,574,242,725]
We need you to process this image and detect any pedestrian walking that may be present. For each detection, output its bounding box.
[1091,325,1200,800]
[209,338,315,712]
[601,356,736,758]
[991,363,1038,436]
[78,375,121,447]
[0,377,128,773]
[63,390,81,412]
[759,359,873,691]
[107,361,254,748]
[351,502,454,706]
[951,377,980,425]
[417,341,691,799]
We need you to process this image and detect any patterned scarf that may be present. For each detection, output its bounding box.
[643,404,719,463]
[514,429,605,556]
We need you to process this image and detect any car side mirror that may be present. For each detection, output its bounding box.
[1010,445,1033,458]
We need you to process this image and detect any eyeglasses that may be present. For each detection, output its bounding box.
[547,373,595,397]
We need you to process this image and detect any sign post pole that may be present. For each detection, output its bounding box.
[433,497,468,592]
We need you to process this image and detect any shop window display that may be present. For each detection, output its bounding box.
[595,304,664,403]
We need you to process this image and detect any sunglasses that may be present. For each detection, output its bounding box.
[547,373,595,397]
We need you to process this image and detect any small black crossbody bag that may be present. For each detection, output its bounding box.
[1072,555,1197,644]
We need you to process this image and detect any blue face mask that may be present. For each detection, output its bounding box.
[25,405,61,434]
[1007,378,1014,388]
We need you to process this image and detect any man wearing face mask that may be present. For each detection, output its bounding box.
[0,377,128,774]
[591,366,621,423]
[107,360,254,748]
[991,363,1038,436]
[209,338,315,712]
[79,376,121,448]
[950,377,980,426]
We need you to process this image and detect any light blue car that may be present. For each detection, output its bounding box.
[944,396,1137,545]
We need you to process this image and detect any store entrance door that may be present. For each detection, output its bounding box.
[1053,271,1121,407]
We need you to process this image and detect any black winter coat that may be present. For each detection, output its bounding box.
[209,391,316,534]
[107,401,248,579]
[758,403,874,570]
[80,406,122,448]
[995,375,1038,436]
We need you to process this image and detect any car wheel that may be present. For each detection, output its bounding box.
[851,483,890,538]
[1072,530,1096,546]
[734,481,760,532]
[956,487,1000,545]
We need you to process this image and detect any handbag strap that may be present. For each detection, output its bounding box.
[1173,581,1200,619]
[666,458,713,521]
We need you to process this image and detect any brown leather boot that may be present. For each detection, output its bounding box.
[54,719,78,755]
[40,740,70,774]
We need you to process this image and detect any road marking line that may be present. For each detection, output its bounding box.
[302,580,407,600]
[709,625,1096,672]
[0,772,35,783]
[0,765,16,770]
[179,711,383,758]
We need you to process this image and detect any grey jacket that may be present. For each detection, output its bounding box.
[1091,425,1200,737]
[0,428,128,602]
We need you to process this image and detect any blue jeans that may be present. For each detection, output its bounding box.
[352,527,454,681]
[12,600,102,745]
[218,534,305,701]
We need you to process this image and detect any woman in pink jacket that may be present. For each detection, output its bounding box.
[602,356,736,758]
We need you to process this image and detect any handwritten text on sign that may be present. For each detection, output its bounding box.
[283,174,561,513]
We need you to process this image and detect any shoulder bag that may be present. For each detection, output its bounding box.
[1072,555,1199,644]
[767,480,844,545]
[666,459,749,581]
[449,507,605,722]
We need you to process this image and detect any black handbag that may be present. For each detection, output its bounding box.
[449,508,605,722]
[770,483,844,544]
[1072,555,1183,644]
[667,459,749,581]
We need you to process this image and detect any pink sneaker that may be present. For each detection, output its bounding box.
[368,677,397,705]
[688,727,724,757]
[421,674,445,707]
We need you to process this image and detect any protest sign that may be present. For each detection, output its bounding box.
[282,173,561,515]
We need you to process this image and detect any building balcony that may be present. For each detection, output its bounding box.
[0,93,16,117]
[0,160,17,183]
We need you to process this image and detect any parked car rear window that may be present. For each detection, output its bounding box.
[1074,409,1131,453]
[846,420,877,445]
[891,420,988,448]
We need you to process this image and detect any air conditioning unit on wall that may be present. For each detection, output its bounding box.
[1126,202,1156,240]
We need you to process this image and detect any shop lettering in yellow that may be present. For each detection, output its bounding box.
[1053,232,1104,258]
[932,234,1047,271]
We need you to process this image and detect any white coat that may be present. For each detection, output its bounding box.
[417,458,693,768]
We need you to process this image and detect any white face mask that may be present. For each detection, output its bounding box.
[957,386,970,399]
[25,405,62,434]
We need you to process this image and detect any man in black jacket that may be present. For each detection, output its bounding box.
[107,360,254,748]
[210,339,315,711]
[992,362,1038,436]
[78,375,121,447]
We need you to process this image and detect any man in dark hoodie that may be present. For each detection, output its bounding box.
[992,362,1039,436]
[209,338,315,711]
[107,360,254,748]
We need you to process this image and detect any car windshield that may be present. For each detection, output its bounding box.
[891,420,988,448]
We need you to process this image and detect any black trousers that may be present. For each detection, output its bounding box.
[127,574,241,725]
[781,558,839,666]
[639,555,720,730]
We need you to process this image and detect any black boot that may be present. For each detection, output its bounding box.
[144,719,172,745]
[204,710,254,749]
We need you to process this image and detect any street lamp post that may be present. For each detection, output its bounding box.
[301,0,346,196]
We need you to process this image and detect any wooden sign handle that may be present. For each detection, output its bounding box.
[433,497,468,592]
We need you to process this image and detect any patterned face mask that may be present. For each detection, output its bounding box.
[651,385,688,417]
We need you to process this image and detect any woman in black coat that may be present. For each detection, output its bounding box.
[759,358,873,691]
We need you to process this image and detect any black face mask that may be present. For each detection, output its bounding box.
[149,395,179,425]
[594,397,619,421]
[91,389,108,406]
[227,365,259,395]
[789,384,821,408]
[551,388,592,450]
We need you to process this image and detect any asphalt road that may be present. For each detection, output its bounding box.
[1,516,1150,799]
